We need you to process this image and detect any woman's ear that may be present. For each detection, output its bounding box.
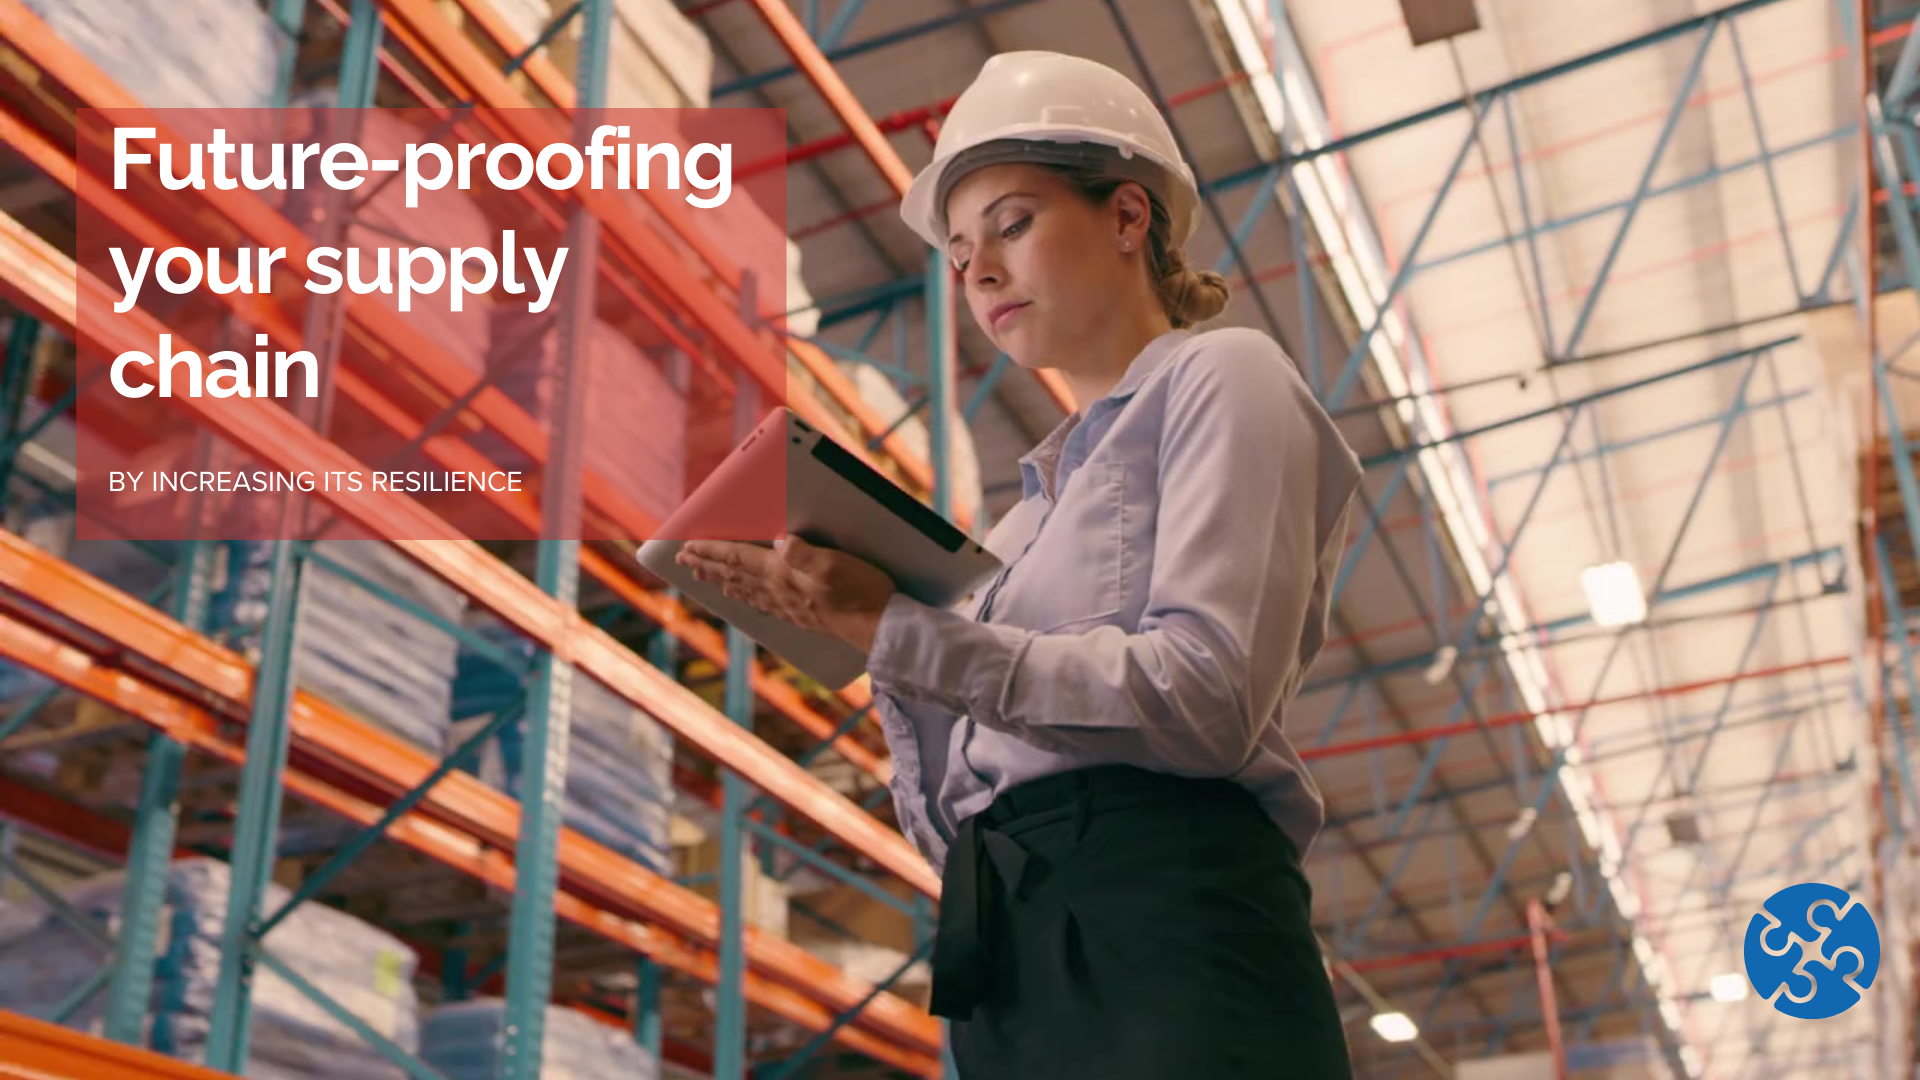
[1113,181,1154,253]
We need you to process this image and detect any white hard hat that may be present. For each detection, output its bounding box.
[901,51,1201,257]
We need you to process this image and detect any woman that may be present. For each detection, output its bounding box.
[677,50,1361,1079]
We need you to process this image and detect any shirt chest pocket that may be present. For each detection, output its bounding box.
[996,459,1132,634]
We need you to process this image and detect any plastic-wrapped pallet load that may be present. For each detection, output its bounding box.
[19,0,279,109]
[478,0,549,45]
[0,858,422,1080]
[784,241,821,340]
[604,0,713,110]
[282,99,500,377]
[446,688,676,873]
[212,529,467,757]
[422,998,659,1080]
[780,250,988,523]
[480,0,713,108]
[0,395,172,722]
[495,679,674,872]
[789,938,930,1010]
[480,309,688,528]
[451,621,675,873]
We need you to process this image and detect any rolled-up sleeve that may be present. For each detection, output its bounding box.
[866,332,1359,777]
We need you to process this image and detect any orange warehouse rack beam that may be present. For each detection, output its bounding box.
[0,767,731,1074]
[425,0,993,505]
[0,103,890,784]
[0,0,960,1072]
[0,192,942,959]
[0,0,887,746]
[0,3,892,780]
[372,0,979,535]
[0,597,940,1072]
[742,0,1078,416]
[0,195,937,882]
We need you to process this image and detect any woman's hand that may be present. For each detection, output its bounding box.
[676,535,897,654]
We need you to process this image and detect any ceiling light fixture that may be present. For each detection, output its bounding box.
[1582,561,1649,627]
[1371,1012,1419,1042]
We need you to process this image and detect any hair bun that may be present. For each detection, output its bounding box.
[1158,250,1231,328]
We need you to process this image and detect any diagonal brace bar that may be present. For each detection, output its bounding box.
[1327,93,1500,410]
[1560,20,1719,358]
[258,949,451,1080]
[256,693,530,939]
[0,848,113,949]
[756,935,936,1080]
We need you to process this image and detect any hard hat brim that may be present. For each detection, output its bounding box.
[903,129,1199,255]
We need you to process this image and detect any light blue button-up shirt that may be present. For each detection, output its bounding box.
[865,327,1364,875]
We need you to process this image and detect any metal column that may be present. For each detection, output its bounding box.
[716,374,762,1079]
[499,1,611,1075]
[100,534,215,1046]
[1527,899,1569,1080]
[639,628,676,1067]
[926,250,956,519]
[202,2,326,1066]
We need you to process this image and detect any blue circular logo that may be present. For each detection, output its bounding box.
[1742,882,1879,1019]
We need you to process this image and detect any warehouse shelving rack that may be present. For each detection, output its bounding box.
[0,0,981,1078]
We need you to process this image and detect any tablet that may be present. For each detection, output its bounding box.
[635,406,1003,689]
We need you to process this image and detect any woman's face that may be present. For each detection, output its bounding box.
[942,163,1147,369]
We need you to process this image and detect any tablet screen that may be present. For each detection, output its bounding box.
[809,433,971,554]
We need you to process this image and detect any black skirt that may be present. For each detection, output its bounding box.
[930,764,1354,1079]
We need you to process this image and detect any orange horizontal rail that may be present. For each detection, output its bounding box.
[415,0,981,530]
[743,0,1079,417]
[323,0,731,395]
[370,0,931,498]
[14,0,902,735]
[419,0,743,313]
[0,772,721,1073]
[0,1009,242,1080]
[582,553,888,782]
[4,0,911,743]
[0,0,847,551]
[0,19,889,781]
[0,209,938,896]
[746,0,914,196]
[371,0,773,399]
[0,0,661,555]
[0,99,885,782]
[0,543,942,1064]
[0,622,938,1072]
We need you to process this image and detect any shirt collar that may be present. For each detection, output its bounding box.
[1016,329,1191,499]
[1100,328,1191,405]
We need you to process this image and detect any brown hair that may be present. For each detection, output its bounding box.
[1041,162,1231,329]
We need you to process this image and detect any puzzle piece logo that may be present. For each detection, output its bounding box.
[1742,882,1879,1020]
